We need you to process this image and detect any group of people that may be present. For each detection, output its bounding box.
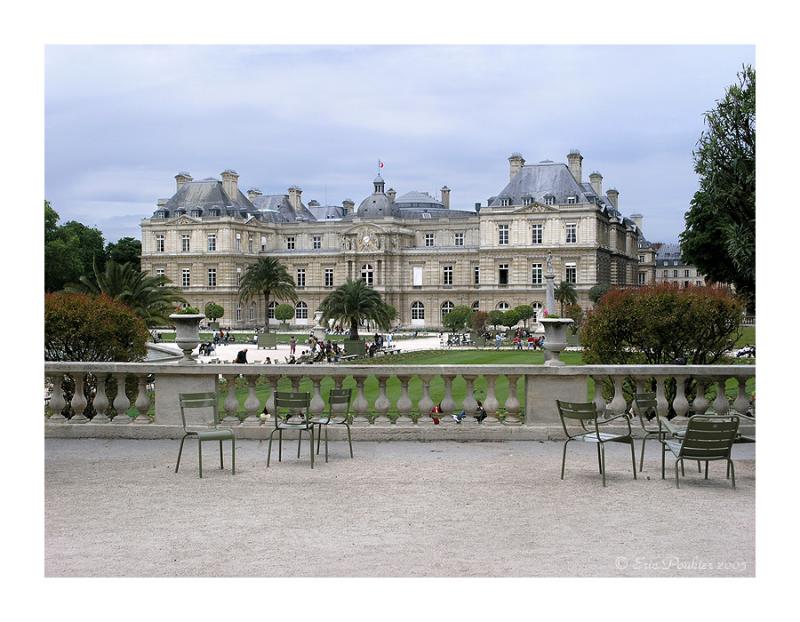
[430,401,488,424]
[365,332,393,357]
[285,334,345,364]
[495,329,544,350]
[212,329,236,345]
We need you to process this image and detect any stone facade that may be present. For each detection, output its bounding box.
[140,151,649,329]
[654,243,709,288]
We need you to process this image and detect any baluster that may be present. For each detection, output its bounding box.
[440,375,455,418]
[266,375,278,418]
[483,376,500,423]
[242,375,261,425]
[417,375,434,425]
[733,377,751,415]
[352,376,370,425]
[133,375,151,424]
[112,373,131,424]
[712,377,729,415]
[673,375,689,418]
[462,375,478,414]
[310,377,325,418]
[592,376,607,417]
[47,374,67,423]
[223,375,240,425]
[92,373,110,424]
[504,375,521,424]
[374,376,390,423]
[395,375,413,424]
[69,374,88,424]
[693,378,710,415]
[655,377,669,418]
[291,376,301,394]
[607,375,627,416]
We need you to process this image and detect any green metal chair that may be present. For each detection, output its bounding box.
[175,392,236,479]
[311,388,354,462]
[267,392,315,469]
[660,415,739,488]
[631,392,680,473]
[556,400,637,487]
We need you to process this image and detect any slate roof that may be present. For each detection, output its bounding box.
[249,194,315,222]
[160,179,254,217]
[393,191,444,209]
[307,205,347,221]
[488,162,589,207]
[357,192,401,218]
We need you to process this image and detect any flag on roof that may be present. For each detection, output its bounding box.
[378,160,384,169]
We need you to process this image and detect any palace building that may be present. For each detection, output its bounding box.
[140,150,649,328]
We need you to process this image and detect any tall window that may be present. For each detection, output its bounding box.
[235,233,241,251]
[474,266,480,285]
[295,301,308,320]
[324,268,334,288]
[207,268,217,287]
[441,301,454,322]
[267,301,277,319]
[155,233,165,252]
[684,269,690,278]
[673,269,678,278]
[411,301,425,320]
[498,224,509,245]
[260,235,267,252]
[207,234,216,252]
[287,236,295,250]
[425,233,434,247]
[235,305,241,321]
[412,266,423,287]
[663,270,668,277]
[531,223,543,245]
[531,302,543,322]
[313,235,321,250]
[565,263,577,285]
[181,234,190,252]
[181,268,190,288]
[531,263,543,286]
[638,254,645,263]
[248,235,253,253]
[498,263,509,285]
[454,232,464,246]
[296,268,306,288]
[443,265,453,286]
[566,224,577,243]
[250,302,256,321]
[236,267,242,286]
[638,272,646,286]
[361,264,373,286]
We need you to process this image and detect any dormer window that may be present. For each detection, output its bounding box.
[500,197,512,207]
[544,195,556,206]
[190,209,202,218]
[522,196,533,206]
[154,210,167,219]
[209,208,220,217]
[566,196,577,205]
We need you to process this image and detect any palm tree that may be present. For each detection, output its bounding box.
[554,281,578,316]
[238,257,297,333]
[66,259,186,327]
[318,279,392,340]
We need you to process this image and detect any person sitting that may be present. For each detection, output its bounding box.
[264,357,272,364]
[475,400,487,423]
[287,354,296,364]
[430,403,442,425]
[527,335,535,350]
[234,349,247,364]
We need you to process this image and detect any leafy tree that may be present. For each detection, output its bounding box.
[512,305,534,328]
[680,65,755,311]
[442,305,472,333]
[564,303,584,334]
[554,281,578,316]
[106,237,142,271]
[204,302,224,322]
[589,283,610,304]
[238,257,297,333]
[45,201,106,292]
[66,259,186,327]
[275,303,295,325]
[318,279,392,340]
[488,310,504,330]
[45,292,149,362]
[581,284,743,365]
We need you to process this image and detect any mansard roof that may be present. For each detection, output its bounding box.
[488,162,590,207]
[162,178,254,215]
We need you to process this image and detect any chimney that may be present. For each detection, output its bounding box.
[508,153,526,181]
[247,188,262,201]
[288,186,303,210]
[474,202,481,212]
[221,169,239,198]
[589,171,603,196]
[440,186,450,209]
[175,172,193,191]
[387,188,396,203]
[567,150,583,183]
[342,198,355,214]
[606,188,619,209]
[630,213,643,231]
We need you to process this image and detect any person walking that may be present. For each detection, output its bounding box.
[495,333,502,350]
[289,336,297,355]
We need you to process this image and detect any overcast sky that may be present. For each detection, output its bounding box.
[45,45,754,244]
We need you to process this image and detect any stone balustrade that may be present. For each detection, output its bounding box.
[44,362,755,440]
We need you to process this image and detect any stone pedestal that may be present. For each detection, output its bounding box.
[540,318,574,367]
[155,373,220,426]
[525,374,586,425]
[169,313,205,363]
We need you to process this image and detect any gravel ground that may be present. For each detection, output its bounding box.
[45,439,754,577]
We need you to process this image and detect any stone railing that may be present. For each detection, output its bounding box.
[44,362,755,440]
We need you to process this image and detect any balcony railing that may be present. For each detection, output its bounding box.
[44,362,755,438]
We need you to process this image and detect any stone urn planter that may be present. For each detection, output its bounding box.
[539,318,574,367]
[169,313,205,363]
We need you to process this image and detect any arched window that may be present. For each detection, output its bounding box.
[411,301,425,320]
[496,301,509,311]
[249,302,256,321]
[440,301,454,322]
[267,301,278,319]
[361,264,374,286]
[471,301,480,312]
[531,302,543,322]
[295,301,308,320]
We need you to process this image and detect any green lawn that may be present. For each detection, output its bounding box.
[735,326,755,348]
